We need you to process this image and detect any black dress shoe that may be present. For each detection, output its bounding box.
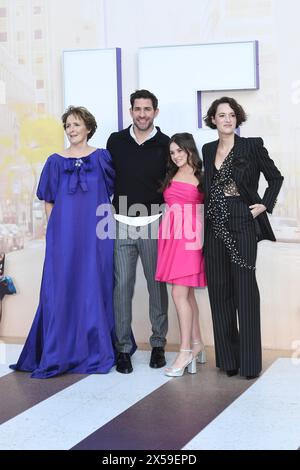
[149,347,166,368]
[226,369,239,377]
[246,374,259,380]
[116,352,133,374]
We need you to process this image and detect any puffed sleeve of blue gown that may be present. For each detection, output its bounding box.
[36,155,59,203]
[98,149,115,198]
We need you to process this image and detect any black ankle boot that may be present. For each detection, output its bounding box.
[116,352,133,374]
[149,347,166,368]
[226,369,239,377]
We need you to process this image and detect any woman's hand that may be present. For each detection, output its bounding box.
[249,203,267,218]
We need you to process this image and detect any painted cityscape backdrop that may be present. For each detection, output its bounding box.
[0,0,299,256]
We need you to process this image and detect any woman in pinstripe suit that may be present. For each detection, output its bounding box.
[202,97,283,379]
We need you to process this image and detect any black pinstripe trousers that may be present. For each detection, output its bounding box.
[114,221,168,353]
[205,197,262,377]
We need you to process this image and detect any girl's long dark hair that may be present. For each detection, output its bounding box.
[160,133,203,192]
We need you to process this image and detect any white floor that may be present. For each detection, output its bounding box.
[1,345,299,450]
[184,358,300,450]
[0,347,175,450]
[0,343,23,378]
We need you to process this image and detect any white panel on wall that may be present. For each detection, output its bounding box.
[63,48,122,148]
[0,80,5,104]
[138,41,258,148]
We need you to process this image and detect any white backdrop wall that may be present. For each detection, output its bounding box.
[1,0,299,352]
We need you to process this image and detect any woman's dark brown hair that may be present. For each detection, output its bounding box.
[160,133,203,192]
[204,96,247,129]
[62,106,97,141]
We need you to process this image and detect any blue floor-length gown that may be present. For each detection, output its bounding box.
[11,149,117,378]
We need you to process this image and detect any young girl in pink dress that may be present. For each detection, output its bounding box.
[155,133,206,377]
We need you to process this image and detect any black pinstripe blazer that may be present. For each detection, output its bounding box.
[202,134,284,242]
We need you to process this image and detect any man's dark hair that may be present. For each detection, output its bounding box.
[130,89,158,110]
